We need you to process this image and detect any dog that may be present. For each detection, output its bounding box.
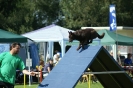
[68,28,105,50]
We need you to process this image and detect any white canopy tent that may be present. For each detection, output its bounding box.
[22,24,75,61]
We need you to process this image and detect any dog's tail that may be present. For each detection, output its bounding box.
[98,33,105,39]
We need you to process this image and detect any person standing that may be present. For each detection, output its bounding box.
[0,42,36,88]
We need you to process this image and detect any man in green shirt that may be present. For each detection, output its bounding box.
[0,42,36,88]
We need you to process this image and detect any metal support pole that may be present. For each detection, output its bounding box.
[84,71,126,75]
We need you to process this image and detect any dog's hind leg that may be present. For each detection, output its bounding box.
[81,41,87,49]
[83,38,89,45]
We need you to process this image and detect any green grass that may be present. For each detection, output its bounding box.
[76,82,103,88]
[15,84,38,88]
[14,82,103,88]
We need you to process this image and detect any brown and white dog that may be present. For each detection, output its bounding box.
[68,28,105,50]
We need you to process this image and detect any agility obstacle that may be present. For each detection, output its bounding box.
[38,45,133,88]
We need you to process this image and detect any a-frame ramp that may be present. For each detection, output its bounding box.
[38,45,133,88]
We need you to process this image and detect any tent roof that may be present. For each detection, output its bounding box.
[22,24,74,42]
[97,29,133,45]
[0,29,27,43]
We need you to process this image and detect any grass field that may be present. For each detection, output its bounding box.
[14,82,103,88]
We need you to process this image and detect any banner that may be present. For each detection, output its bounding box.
[109,5,117,31]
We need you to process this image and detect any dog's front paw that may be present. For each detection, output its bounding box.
[77,48,79,51]
[77,46,81,51]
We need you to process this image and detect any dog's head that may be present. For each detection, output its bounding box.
[68,31,75,42]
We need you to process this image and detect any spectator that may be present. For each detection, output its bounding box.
[124,53,133,66]
[54,54,60,66]
[53,50,61,64]
[44,59,54,73]
[53,54,58,64]
[35,60,45,80]
[36,60,44,71]
[117,51,122,66]
[55,50,62,58]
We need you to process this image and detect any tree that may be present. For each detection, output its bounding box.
[60,0,133,30]
[60,0,110,30]
[33,0,62,29]
[1,0,133,34]
[115,0,133,26]
[0,0,35,34]
[60,0,90,29]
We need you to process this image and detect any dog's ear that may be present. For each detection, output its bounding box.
[68,31,72,34]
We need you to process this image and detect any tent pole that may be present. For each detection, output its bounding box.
[51,42,54,58]
[113,44,117,61]
[61,40,65,57]
[132,46,133,63]
[43,42,48,64]
[48,41,53,59]
[25,43,31,86]
[116,44,118,61]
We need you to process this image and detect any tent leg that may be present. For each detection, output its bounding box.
[48,42,53,59]
[61,40,66,57]
[113,44,117,61]
[25,43,31,86]
[43,42,48,64]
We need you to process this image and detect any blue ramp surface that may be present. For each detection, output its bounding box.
[38,45,133,88]
[38,45,101,88]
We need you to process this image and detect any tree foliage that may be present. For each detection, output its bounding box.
[0,0,35,34]
[60,0,133,30]
[115,0,133,26]
[33,0,62,29]
[0,0,133,34]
